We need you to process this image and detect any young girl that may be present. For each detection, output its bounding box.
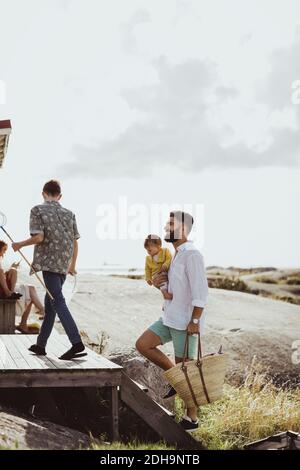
[0,240,44,332]
[0,240,21,299]
[144,234,173,300]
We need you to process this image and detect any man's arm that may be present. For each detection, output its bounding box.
[68,239,78,276]
[12,233,44,252]
[186,253,209,335]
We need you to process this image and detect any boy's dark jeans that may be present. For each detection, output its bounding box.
[37,271,81,348]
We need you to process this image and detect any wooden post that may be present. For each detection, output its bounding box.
[0,300,16,334]
[110,386,119,442]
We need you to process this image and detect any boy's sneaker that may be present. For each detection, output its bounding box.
[163,386,177,399]
[28,344,47,356]
[179,416,199,433]
[59,341,86,360]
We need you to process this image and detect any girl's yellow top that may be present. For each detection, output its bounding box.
[145,248,172,281]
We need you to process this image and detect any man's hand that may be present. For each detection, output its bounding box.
[152,271,168,289]
[12,242,23,252]
[146,279,153,286]
[187,321,199,335]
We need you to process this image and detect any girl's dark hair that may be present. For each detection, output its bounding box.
[0,240,8,254]
[144,234,162,249]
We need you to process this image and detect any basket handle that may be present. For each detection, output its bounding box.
[182,331,211,405]
[182,331,202,369]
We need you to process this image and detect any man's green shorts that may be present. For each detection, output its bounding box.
[148,317,197,359]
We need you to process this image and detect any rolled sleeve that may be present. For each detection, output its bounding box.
[72,215,80,240]
[30,207,44,236]
[186,252,209,308]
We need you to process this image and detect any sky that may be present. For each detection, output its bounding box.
[0,0,300,270]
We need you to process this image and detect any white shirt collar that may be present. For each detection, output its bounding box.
[176,240,194,252]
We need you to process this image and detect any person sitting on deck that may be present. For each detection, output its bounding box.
[0,240,22,300]
[12,179,85,360]
[0,240,44,332]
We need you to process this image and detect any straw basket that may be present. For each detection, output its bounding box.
[164,333,229,408]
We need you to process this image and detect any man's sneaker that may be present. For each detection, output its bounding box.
[179,416,199,433]
[28,344,47,356]
[59,341,86,360]
[163,386,177,399]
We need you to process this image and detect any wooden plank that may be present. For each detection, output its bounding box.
[110,386,120,442]
[21,333,95,371]
[20,334,67,370]
[11,335,46,370]
[0,369,122,388]
[12,334,58,370]
[0,305,3,333]
[46,333,87,370]
[132,380,148,392]
[120,372,204,450]
[55,334,122,370]
[3,335,30,369]
[0,301,16,334]
[153,401,175,418]
[0,336,19,369]
[48,333,101,370]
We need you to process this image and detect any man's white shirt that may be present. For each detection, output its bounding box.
[162,241,208,333]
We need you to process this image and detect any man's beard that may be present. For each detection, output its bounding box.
[164,230,180,243]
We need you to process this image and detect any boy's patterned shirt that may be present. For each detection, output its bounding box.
[29,201,80,275]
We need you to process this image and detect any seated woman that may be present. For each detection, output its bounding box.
[0,240,22,299]
[0,240,44,333]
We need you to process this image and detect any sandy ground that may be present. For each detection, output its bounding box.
[17,272,300,382]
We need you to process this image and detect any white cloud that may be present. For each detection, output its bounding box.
[60,49,300,179]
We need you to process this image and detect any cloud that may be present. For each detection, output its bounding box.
[60,50,300,180]
[257,35,300,110]
[119,8,151,54]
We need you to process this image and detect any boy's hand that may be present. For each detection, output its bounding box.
[12,242,23,252]
[146,279,153,286]
[68,264,77,276]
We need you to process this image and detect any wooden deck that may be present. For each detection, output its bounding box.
[0,333,122,388]
[0,333,122,440]
[0,333,204,449]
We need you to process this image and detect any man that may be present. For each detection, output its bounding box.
[12,180,85,360]
[136,211,208,432]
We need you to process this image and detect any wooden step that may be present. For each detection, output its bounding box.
[120,372,204,450]
[132,380,148,393]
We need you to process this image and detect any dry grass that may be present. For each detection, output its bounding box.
[73,361,300,450]
[91,441,174,450]
[254,276,278,284]
[208,276,251,293]
[190,361,300,449]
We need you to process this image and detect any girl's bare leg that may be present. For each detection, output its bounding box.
[29,286,45,316]
[0,270,11,296]
[6,268,17,291]
[18,301,33,331]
